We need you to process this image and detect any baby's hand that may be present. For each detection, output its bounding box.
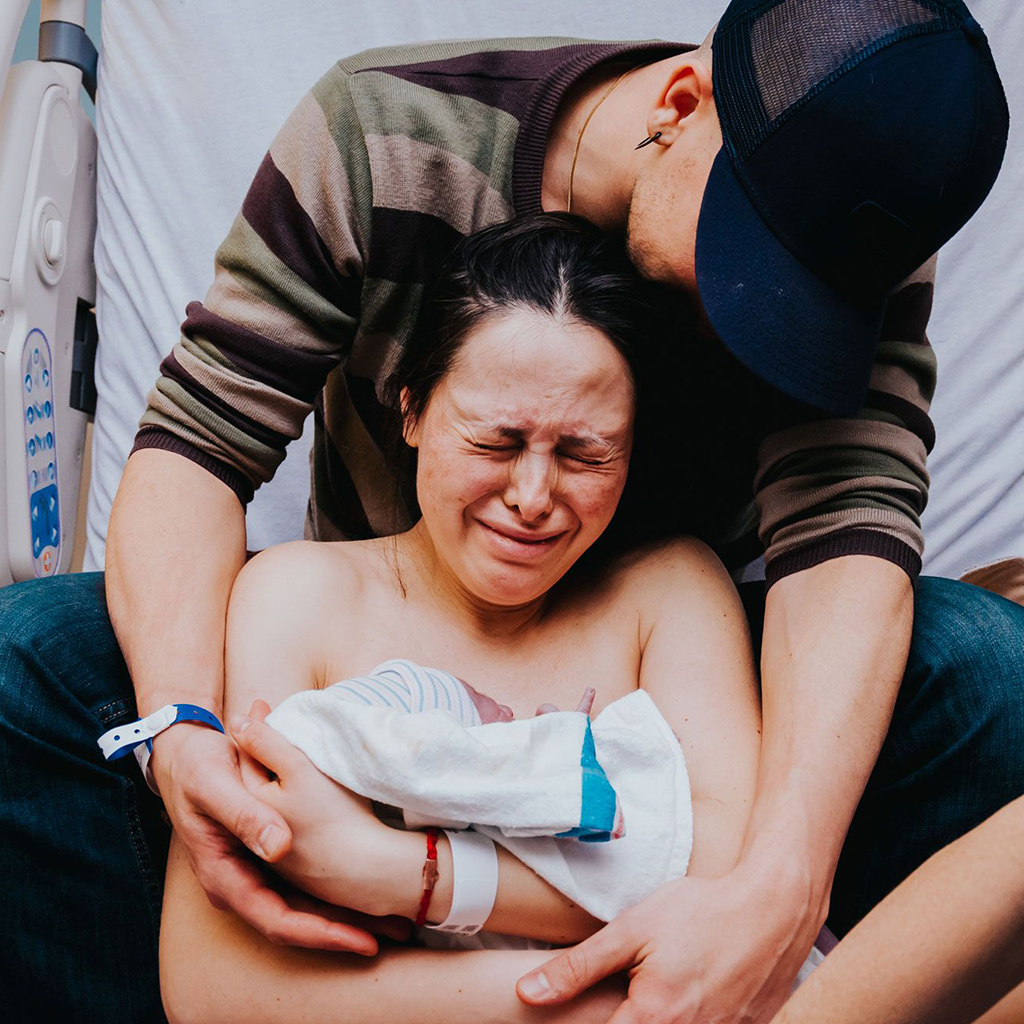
[460,679,516,724]
[461,681,597,722]
[535,687,596,718]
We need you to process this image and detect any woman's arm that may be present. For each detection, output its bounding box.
[162,833,623,1024]
[772,794,1024,1024]
[226,704,603,945]
[635,538,762,877]
[513,538,766,1012]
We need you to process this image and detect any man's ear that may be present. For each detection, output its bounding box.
[646,57,714,145]
[400,387,420,448]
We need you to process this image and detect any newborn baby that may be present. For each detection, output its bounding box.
[267,659,688,913]
[266,660,824,980]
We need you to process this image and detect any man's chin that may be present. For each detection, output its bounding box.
[625,189,697,291]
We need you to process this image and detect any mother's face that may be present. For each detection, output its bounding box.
[404,308,635,607]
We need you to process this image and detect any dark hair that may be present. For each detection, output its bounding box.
[387,212,660,422]
[384,212,692,564]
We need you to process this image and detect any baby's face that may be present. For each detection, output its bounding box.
[460,680,515,724]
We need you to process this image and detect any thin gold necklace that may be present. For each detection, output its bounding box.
[566,64,637,214]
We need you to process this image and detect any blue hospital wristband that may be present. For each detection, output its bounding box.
[97,704,225,795]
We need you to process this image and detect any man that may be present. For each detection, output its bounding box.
[0,2,1018,1023]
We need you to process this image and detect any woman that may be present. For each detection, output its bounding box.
[159,213,763,1023]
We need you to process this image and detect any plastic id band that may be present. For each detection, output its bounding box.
[98,704,225,797]
[97,703,225,761]
[425,829,499,936]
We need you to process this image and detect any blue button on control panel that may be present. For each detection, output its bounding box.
[21,330,59,577]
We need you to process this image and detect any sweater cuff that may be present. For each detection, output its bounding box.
[765,529,922,590]
[130,428,254,507]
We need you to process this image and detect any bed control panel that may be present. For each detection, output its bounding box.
[21,328,60,575]
[0,60,95,584]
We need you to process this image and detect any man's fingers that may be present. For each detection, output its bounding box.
[194,757,292,862]
[604,997,652,1024]
[238,745,275,791]
[205,854,378,954]
[517,923,637,1005]
[287,889,413,943]
[229,713,304,782]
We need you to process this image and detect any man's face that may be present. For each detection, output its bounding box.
[624,89,723,295]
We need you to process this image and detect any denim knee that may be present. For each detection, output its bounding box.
[830,575,1024,934]
[903,575,1024,765]
[0,571,133,737]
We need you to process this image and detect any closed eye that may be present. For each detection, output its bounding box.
[472,442,516,453]
[563,453,608,466]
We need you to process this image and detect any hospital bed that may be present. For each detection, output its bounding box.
[1,0,1021,592]
[0,0,95,584]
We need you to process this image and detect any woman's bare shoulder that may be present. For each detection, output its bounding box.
[233,539,367,600]
[224,540,391,699]
[597,537,739,633]
[603,536,728,593]
[228,540,389,647]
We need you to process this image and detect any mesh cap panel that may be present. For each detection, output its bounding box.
[717,0,968,159]
[751,0,939,121]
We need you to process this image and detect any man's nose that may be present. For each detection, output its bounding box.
[503,451,555,521]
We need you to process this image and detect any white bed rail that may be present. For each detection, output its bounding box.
[0,0,95,584]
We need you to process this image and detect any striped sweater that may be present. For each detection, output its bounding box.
[132,37,936,587]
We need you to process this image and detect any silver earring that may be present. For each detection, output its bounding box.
[634,131,662,150]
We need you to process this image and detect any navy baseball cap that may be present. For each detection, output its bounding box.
[695,0,1009,414]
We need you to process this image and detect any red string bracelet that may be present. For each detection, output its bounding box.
[414,827,440,928]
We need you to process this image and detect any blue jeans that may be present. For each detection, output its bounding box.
[0,572,1022,1021]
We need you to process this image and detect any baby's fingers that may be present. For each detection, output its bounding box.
[574,687,596,715]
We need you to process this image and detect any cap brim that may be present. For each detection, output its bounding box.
[695,148,884,416]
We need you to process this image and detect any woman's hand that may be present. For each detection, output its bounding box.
[149,720,402,955]
[230,700,413,919]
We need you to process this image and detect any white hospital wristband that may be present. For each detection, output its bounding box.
[425,829,499,935]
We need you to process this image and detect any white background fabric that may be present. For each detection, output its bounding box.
[919,3,1024,576]
[87,1,1022,575]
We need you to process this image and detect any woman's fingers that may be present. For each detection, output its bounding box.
[248,698,273,721]
[229,713,305,781]
[535,688,595,717]
[237,700,277,790]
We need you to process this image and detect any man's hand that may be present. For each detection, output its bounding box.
[149,721,407,953]
[228,701,411,918]
[516,861,823,1024]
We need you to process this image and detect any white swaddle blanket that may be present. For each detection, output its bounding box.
[266,660,825,979]
[266,660,692,923]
